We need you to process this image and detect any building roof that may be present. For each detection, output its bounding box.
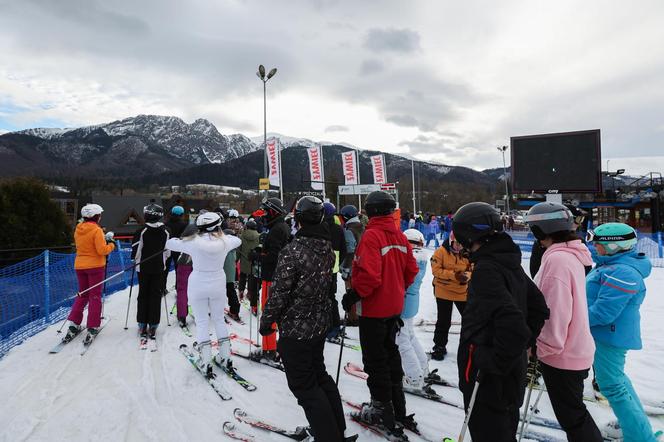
[92,195,163,236]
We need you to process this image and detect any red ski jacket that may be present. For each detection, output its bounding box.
[351,215,419,318]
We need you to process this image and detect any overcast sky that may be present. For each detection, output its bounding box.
[1,0,663,173]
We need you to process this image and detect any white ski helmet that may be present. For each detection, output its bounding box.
[81,203,103,219]
[404,228,425,245]
[227,209,239,218]
[196,212,223,232]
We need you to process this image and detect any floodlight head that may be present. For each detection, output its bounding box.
[258,64,266,79]
[617,169,626,175]
[267,68,277,79]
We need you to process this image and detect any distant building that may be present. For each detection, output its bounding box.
[92,194,163,238]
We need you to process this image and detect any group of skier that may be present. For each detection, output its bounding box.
[63,193,659,442]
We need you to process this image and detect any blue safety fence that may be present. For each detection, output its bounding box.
[507,231,664,267]
[0,241,134,359]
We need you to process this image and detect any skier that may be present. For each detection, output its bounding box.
[339,204,364,327]
[430,231,471,361]
[443,211,453,243]
[165,205,188,272]
[525,202,602,441]
[166,212,241,377]
[227,209,243,235]
[425,215,440,248]
[175,224,198,328]
[64,203,115,342]
[341,191,419,439]
[260,196,357,442]
[398,229,433,398]
[238,219,260,314]
[585,223,659,441]
[258,197,291,361]
[131,204,170,343]
[452,202,549,442]
[223,229,242,322]
[323,202,347,340]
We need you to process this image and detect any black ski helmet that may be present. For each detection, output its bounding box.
[260,197,287,223]
[295,196,324,226]
[340,205,359,221]
[245,219,258,230]
[452,202,503,248]
[364,191,396,217]
[143,203,164,223]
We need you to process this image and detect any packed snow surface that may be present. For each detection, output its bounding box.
[0,254,662,441]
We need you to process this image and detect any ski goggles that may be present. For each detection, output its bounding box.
[585,229,637,243]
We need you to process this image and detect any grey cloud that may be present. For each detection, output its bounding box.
[360,59,385,75]
[364,28,420,53]
[325,125,349,132]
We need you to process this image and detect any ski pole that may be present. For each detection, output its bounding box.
[335,313,348,385]
[163,290,171,326]
[100,257,108,320]
[458,369,481,442]
[518,358,539,442]
[521,385,545,437]
[123,266,136,330]
[75,248,166,298]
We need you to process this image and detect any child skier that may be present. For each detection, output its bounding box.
[398,229,432,398]
[65,203,115,343]
[452,202,549,441]
[166,212,241,377]
[525,202,602,441]
[586,223,659,442]
[260,196,357,442]
[131,204,170,344]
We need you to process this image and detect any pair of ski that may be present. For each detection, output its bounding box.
[49,318,111,356]
[139,335,157,352]
[179,344,257,401]
[231,349,285,372]
[413,319,460,327]
[344,362,463,410]
[223,408,310,441]
[326,336,362,351]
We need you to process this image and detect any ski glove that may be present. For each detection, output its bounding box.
[341,289,361,312]
[454,271,469,283]
[105,231,115,242]
[259,323,275,336]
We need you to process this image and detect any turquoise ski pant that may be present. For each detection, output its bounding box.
[594,341,656,442]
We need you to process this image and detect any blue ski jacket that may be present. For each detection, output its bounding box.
[401,247,428,319]
[586,250,651,350]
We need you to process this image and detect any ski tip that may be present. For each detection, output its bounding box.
[233,408,245,416]
[223,421,235,430]
[179,343,188,349]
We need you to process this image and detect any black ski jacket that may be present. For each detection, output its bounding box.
[131,223,170,274]
[261,223,335,340]
[457,233,549,405]
[260,217,291,282]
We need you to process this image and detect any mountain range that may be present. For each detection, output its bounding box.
[0,114,498,190]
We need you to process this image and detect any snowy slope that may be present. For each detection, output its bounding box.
[1,257,663,442]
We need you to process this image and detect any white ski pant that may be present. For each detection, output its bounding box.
[188,271,229,363]
[396,317,429,383]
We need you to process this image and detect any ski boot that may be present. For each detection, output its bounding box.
[424,368,442,384]
[430,345,446,361]
[178,317,187,328]
[403,375,425,393]
[396,414,419,434]
[148,324,157,339]
[601,420,622,440]
[215,337,233,370]
[356,400,407,440]
[83,327,99,345]
[63,323,81,343]
[227,311,242,323]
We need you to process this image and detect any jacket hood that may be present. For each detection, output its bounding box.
[367,214,399,232]
[76,221,101,237]
[470,232,521,269]
[241,229,260,240]
[345,216,361,226]
[296,222,331,241]
[595,249,652,278]
[294,234,332,254]
[544,240,593,267]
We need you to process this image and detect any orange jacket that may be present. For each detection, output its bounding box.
[431,244,472,301]
[74,221,115,270]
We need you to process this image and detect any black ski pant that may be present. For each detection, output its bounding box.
[278,336,346,442]
[226,282,240,315]
[540,362,603,442]
[358,316,406,420]
[433,298,465,349]
[238,272,258,308]
[136,271,164,326]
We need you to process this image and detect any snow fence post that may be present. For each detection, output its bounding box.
[116,240,127,288]
[658,231,663,259]
[44,250,51,323]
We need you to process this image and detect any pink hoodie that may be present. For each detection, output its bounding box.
[535,240,595,370]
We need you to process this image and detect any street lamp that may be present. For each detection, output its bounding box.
[497,145,510,214]
[256,64,278,199]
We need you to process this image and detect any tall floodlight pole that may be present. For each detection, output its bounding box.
[497,145,510,214]
[257,65,278,200]
[411,160,416,214]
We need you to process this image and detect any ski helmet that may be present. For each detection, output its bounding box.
[525,202,574,240]
[227,209,239,218]
[171,205,184,216]
[260,197,287,222]
[586,223,637,255]
[81,203,103,219]
[340,205,359,221]
[364,191,396,217]
[143,204,164,223]
[323,202,336,218]
[295,196,324,226]
[452,202,503,249]
[245,219,258,230]
[404,228,425,246]
[196,211,223,232]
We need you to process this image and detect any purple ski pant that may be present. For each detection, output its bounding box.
[68,266,105,328]
[176,264,192,319]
